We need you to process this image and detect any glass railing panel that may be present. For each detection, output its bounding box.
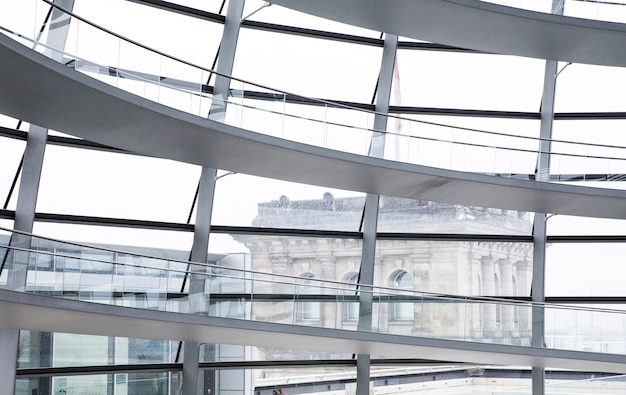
[552,120,626,184]
[117,38,164,103]
[69,19,121,79]
[247,272,296,326]
[16,372,175,395]
[18,332,177,369]
[157,54,206,114]
[323,106,373,156]
[4,228,626,357]
[0,228,11,288]
[494,373,626,394]
[544,304,626,354]
[374,293,534,347]
[236,95,288,139]
[281,102,329,147]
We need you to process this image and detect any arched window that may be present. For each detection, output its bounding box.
[391,270,414,321]
[343,272,359,321]
[297,273,320,321]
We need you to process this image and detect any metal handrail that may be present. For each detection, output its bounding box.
[2,226,626,315]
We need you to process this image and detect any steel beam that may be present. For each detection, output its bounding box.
[531,0,561,382]
[183,1,244,395]
[2,2,75,393]
[356,33,398,395]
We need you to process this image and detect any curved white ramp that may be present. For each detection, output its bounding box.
[269,0,626,67]
[2,33,626,218]
[1,289,626,373]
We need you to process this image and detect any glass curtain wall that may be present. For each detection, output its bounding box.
[2,0,626,394]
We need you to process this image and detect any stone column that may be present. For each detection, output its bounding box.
[411,251,431,336]
[269,252,291,293]
[481,256,497,338]
[499,257,514,337]
[515,259,532,341]
[469,252,483,338]
[320,256,336,328]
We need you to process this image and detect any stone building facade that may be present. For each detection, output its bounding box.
[236,194,534,350]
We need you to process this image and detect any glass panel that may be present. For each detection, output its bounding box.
[296,273,321,321]
[32,222,193,252]
[152,0,227,14]
[564,0,626,23]
[546,243,626,297]
[18,332,177,368]
[481,0,552,13]
[74,0,223,66]
[254,366,358,394]
[555,63,626,112]
[17,331,53,369]
[224,233,362,329]
[374,240,533,295]
[211,172,366,231]
[551,120,626,181]
[243,0,380,37]
[0,136,25,211]
[391,271,413,321]
[547,215,626,236]
[37,145,200,222]
[372,240,532,344]
[0,114,27,129]
[377,196,533,235]
[233,28,382,102]
[493,374,623,394]
[385,115,540,177]
[395,50,545,111]
[342,272,359,322]
[1,0,50,41]
[545,304,626,354]
[0,219,13,231]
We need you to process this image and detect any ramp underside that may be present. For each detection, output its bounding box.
[270,0,626,67]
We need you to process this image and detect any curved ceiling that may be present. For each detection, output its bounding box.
[3,33,626,219]
[269,0,626,67]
